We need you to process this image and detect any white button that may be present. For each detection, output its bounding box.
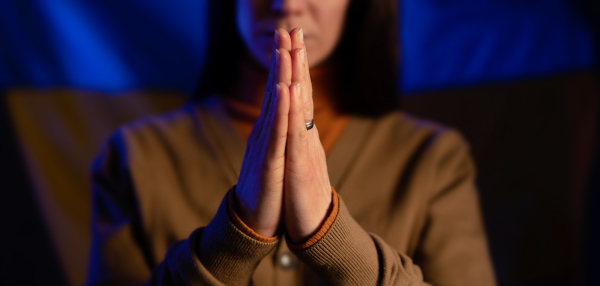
[279,252,296,269]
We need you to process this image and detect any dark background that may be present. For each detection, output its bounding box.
[0,0,598,285]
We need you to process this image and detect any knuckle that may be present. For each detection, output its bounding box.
[280,50,291,62]
[269,128,287,141]
[275,82,286,93]
[288,129,307,141]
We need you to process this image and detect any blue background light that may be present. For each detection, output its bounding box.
[0,0,594,93]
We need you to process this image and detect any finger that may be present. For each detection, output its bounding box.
[266,29,291,120]
[291,48,313,124]
[276,28,292,52]
[263,28,291,115]
[265,83,290,174]
[286,82,309,163]
[289,28,304,51]
[277,48,292,87]
[262,48,290,144]
[253,29,292,141]
[289,28,313,124]
[290,28,312,90]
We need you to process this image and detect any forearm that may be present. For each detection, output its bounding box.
[145,188,279,286]
[89,184,278,286]
[196,188,279,285]
[288,194,429,286]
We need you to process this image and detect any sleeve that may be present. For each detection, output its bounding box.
[287,131,496,286]
[85,130,279,286]
[287,194,429,286]
[409,131,496,286]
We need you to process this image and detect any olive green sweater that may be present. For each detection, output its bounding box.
[86,97,496,285]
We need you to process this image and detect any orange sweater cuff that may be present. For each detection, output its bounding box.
[227,186,279,243]
[288,187,339,250]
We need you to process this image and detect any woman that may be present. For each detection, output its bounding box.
[86,0,496,285]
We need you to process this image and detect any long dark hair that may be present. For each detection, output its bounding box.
[194,0,400,117]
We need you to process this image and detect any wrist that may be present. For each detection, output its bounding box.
[288,187,338,248]
[287,187,335,244]
[231,186,280,238]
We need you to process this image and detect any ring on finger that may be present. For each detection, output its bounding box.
[305,119,314,131]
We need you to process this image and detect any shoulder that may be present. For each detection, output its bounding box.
[364,111,475,190]
[370,110,470,157]
[114,103,198,145]
[365,111,476,198]
[91,102,197,170]
[105,96,226,152]
[94,97,226,170]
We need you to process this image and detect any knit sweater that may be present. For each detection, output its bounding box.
[86,97,496,285]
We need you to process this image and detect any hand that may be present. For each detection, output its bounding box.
[235,28,333,243]
[283,28,333,244]
[235,29,293,237]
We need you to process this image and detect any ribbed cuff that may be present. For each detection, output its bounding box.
[228,185,280,243]
[198,187,280,285]
[289,195,380,285]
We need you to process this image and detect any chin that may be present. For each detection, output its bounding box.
[307,53,326,69]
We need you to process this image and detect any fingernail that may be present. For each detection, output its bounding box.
[299,49,305,64]
[276,84,281,96]
[295,83,301,95]
[276,49,281,64]
[299,28,304,44]
[274,29,279,46]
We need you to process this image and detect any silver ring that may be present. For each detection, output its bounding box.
[305,119,314,130]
